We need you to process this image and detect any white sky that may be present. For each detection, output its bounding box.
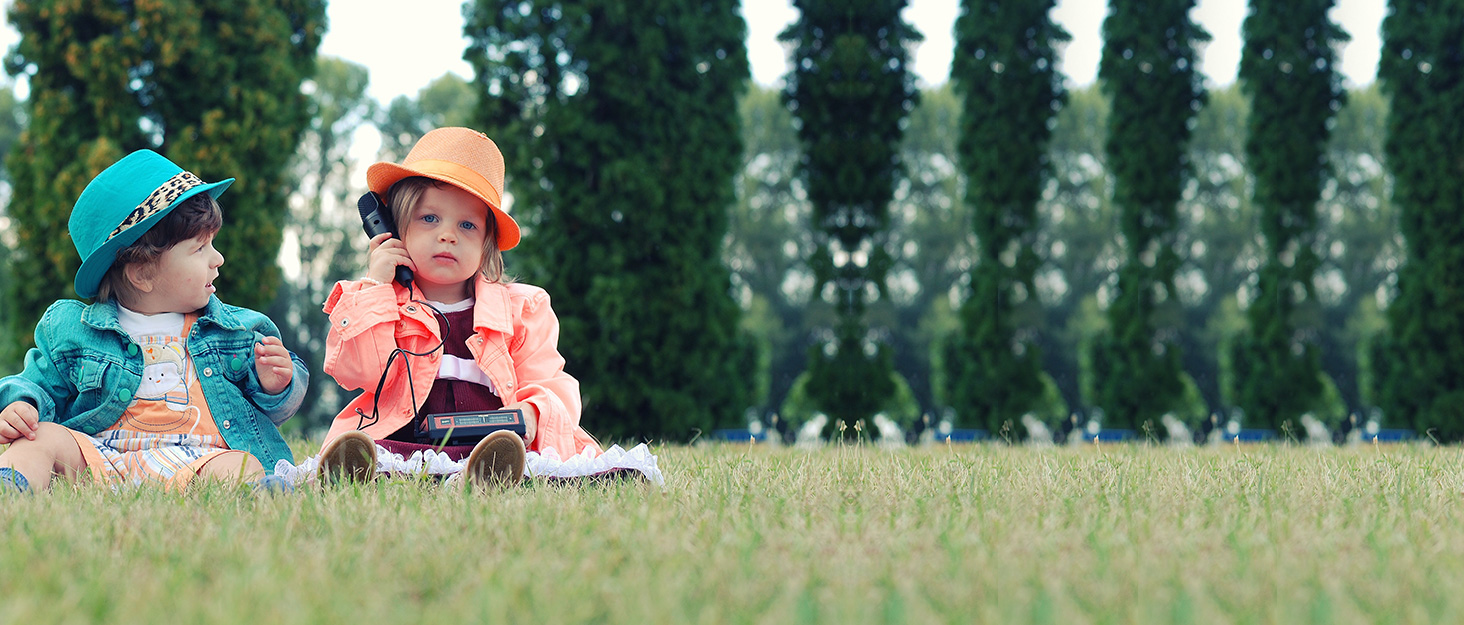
[0,0,1388,103]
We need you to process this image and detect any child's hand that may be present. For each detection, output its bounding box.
[367,232,415,285]
[507,401,539,446]
[0,401,39,445]
[254,336,295,395]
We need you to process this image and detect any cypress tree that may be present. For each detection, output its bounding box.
[945,0,1068,435]
[780,0,919,435]
[1091,0,1208,433]
[1231,0,1346,433]
[3,0,324,356]
[466,0,753,441]
[1374,0,1464,439]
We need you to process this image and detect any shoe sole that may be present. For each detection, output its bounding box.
[320,431,376,484]
[464,431,525,489]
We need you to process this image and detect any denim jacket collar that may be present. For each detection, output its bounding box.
[80,295,245,335]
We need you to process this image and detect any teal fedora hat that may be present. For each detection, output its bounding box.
[69,150,233,299]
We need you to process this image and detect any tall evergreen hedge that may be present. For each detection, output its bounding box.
[1091,0,1208,433]
[780,0,919,434]
[466,0,753,442]
[1373,0,1464,440]
[3,0,324,359]
[1231,0,1346,432]
[945,0,1068,435]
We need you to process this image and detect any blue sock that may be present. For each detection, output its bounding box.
[0,467,30,493]
[250,475,293,494]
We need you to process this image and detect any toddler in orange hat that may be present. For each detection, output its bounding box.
[314,127,601,488]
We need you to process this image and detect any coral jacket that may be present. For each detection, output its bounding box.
[320,276,600,458]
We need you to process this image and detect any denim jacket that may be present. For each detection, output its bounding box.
[0,297,307,470]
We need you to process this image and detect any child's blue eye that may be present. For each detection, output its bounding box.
[460,222,477,231]
[421,214,439,224]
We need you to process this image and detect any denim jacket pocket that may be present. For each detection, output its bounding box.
[195,335,253,385]
[220,349,252,384]
[65,353,114,405]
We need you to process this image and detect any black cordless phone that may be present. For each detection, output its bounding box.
[357,192,413,288]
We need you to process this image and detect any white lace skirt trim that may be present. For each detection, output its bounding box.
[271,443,663,487]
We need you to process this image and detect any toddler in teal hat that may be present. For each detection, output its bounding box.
[0,150,307,493]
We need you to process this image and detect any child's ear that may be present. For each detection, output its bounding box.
[124,262,156,294]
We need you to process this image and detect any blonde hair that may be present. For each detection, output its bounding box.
[386,176,510,285]
[96,193,224,305]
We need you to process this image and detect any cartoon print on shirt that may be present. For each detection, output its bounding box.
[121,340,201,432]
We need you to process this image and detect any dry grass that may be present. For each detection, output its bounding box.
[1,441,1461,624]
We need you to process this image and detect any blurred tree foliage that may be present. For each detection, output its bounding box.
[727,83,823,435]
[1373,0,1464,440]
[1173,84,1252,424]
[0,84,23,369]
[0,85,20,184]
[1230,0,1346,433]
[781,0,918,436]
[944,0,1068,436]
[377,73,476,162]
[885,85,968,429]
[466,0,753,442]
[2,0,324,360]
[1033,83,1115,432]
[1318,85,1394,420]
[268,56,374,433]
[1090,0,1208,433]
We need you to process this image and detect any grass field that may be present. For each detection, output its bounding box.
[1,440,1461,624]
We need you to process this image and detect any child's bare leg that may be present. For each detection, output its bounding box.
[194,451,264,484]
[0,422,87,490]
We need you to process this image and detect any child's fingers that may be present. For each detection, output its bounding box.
[367,232,394,251]
[262,366,293,392]
[1,403,38,441]
[14,403,38,430]
[256,354,291,373]
[0,420,31,443]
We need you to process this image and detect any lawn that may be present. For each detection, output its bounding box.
[1,440,1460,624]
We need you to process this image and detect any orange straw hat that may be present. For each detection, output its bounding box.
[366,127,520,251]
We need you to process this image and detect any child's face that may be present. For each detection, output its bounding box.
[402,184,488,302]
[131,232,224,314]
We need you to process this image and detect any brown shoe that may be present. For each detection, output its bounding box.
[318,431,377,483]
[463,430,526,489]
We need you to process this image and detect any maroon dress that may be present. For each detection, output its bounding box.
[380,305,504,461]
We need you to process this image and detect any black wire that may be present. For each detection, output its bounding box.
[354,281,451,433]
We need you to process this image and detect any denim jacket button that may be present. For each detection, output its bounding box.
[339,317,350,327]
[230,357,244,371]
[118,388,131,402]
[203,367,213,377]
[222,420,231,429]
[127,343,138,355]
